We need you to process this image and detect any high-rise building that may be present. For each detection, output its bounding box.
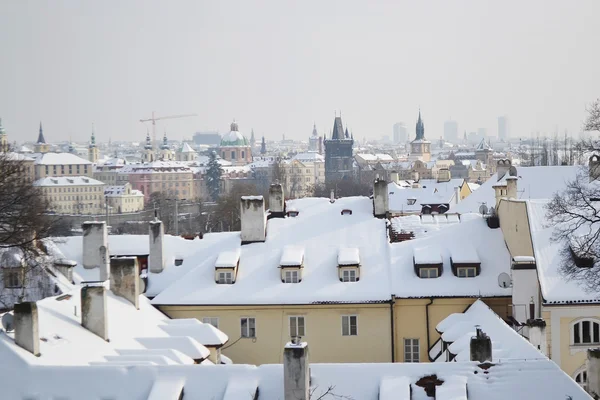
[444,120,458,143]
[498,116,508,141]
[393,122,407,143]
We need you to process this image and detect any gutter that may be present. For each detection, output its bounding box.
[390,295,396,362]
[425,297,434,351]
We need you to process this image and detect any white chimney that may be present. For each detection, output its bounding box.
[389,171,399,184]
[109,257,140,309]
[81,284,108,341]
[511,257,539,324]
[284,338,309,400]
[240,196,267,244]
[82,221,109,281]
[14,302,40,356]
[506,176,518,199]
[526,319,547,356]
[588,349,600,398]
[470,327,492,363]
[330,189,335,203]
[269,183,285,216]
[373,178,389,218]
[455,186,461,205]
[149,220,165,273]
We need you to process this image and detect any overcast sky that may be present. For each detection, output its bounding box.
[1,0,599,144]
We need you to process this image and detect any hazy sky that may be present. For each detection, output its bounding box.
[1,0,599,144]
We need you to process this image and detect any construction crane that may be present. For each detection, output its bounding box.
[140,112,198,147]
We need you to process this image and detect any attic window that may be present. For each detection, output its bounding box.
[414,247,443,279]
[280,246,304,283]
[450,247,481,277]
[338,248,360,282]
[286,210,299,217]
[407,198,417,205]
[341,209,353,215]
[174,258,184,266]
[215,250,240,284]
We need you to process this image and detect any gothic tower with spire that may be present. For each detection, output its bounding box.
[324,115,354,182]
[408,110,431,162]
[260,136,266,155]
[309,123,319,152]
[34,122,50,154]
[160,131,174,161]
[88,124,99,163]
[143,130,155,162]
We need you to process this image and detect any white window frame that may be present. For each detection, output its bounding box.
[241,317,256,338]
[404,338,420,362]
[202,317,219,329]
[457,266,477,278]
[341,315,358,336]
[284,270,299,283]
[217,271,233,284]
[571,318,600,345]
[289,316,306,337]
[574,365,588,391]
[419,267,439,279]
[342,269,358,282]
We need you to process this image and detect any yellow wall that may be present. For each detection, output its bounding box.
[159,296,511,365]
[459,182,472,200]
[498,199,534,257]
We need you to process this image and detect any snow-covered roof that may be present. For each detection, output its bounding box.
[104,185,143,197]
[159,318,228,346]
[434,300,546,362]
[97,157,126,167]
[34,176,104,186]
[452,166,581,213]
[34,152,92,165]
[388,180,460,213]
[292,152,324,163]
[413,246,443,265]
[338,247,360,266]
[119,161,192,174]
[356,153,395,162]
[390,214,462,239]
[280,245,305,266]
[215,249,241,268]
[0,357,588,400]
[179,142,196,153]
[450,245,480,264]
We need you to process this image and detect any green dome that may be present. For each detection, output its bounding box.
[220,121,250,147]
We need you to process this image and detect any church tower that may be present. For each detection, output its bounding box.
[0,118,8,152]
[88,124,99,163]
[408,110,431,162]
[143,130,155,162]
[34,122,50,154]
[309,123,319,152]
[160,131,174,161]
[324,115,354,182]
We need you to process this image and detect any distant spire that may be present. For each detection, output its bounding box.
[331,116,344,140]
[415,110,425,140]
[345,127,349,139]
[260,135,266,155]
[312,123,318,137]
[0,118,5,136]
[89,123,96,148]
[37,121,46,144]
[144,129,153,150]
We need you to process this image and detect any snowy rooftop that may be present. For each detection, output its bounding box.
[356,153,395,162]
[34,176,104,186]
[104,185,143,196]
[390,214,463,238]
[119,161,192,174]
[338,247,360,266]
[280,245,305,266]
[34,152,92,165]
[292,152,324,163]
[215,249,241,268]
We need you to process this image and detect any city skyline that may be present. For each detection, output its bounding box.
[1,1,599,142]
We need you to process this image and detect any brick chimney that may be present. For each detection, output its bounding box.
[14,302,40,356]
[149,220,165,273]
[240,196,266,244]
[81,284,108,341]
[373,178,389,218]
[284,337,309,400]
[82,221,109,281]
[109,257,140,309]
[470,327,492,363]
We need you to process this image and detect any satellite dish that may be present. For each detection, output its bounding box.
[498,272,512,288]
[2,313,14,333]
[479,204,488,216]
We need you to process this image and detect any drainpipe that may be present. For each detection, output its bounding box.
[425,297,434,351]
[390,295,396,362]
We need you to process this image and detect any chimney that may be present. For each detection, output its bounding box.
[240,196,267,244]
[81,284,108,341]
[496,159,511,180]
[373,178,389,218]
[437,168,451,183]
[454,186,460,205]
[589,155,600,182]
[329,189,335,203]
[284,338,309,400]
[411,170,419,181]
[470,327,492,363]
[506,176,518,199]
[588,349,600,398]
[109,257,140,309]
[82,221,109,281]
[269,183,285,217]
[318,136,323,155]
[526,319,547,356]
[389,171,399,184]
[149,220,165,273]
[14,302,40,356]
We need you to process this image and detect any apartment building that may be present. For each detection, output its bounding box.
[34,176,105,214]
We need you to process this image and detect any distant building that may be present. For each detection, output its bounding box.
[408,110,431,162]
[104,183,144,214]
[34,122,50,154]
[219,121,252,165]
[393,122,407,143]
[324,116,354,182]
[498,116,508,141]
[192,131,221,146]
[88,126,99,163]
[309,124,319,152]
[34,176,105,214]
[444,120,458,142]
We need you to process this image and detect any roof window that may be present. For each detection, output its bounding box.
[341,209,353,215]
[413,247,443,279]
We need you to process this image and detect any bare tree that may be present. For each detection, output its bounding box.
[310,385,354,400]
[585,98,600,133]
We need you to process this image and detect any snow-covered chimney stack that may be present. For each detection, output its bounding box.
[82,221,109,281]
[14,302,40,356]
[588,349,600,398]
[454,186,461,205]
[506,176,518,199]
[470,327,492,363]
[526,319,547,356]
[284,338,310,400]
[240,196,266,244]
[589,155,600,182]
[373,177,389,218]
[389,171,399,184]
[437,168,451,183]
[496,159,511,180]
[81,284,108,341]
[149,220,165,273]
[110,257,140,309]
[269,183,285,218]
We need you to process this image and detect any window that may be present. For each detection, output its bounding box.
[231,151,236,159]
[342,315,358,336]
[407,198,417,205]
[457,267,477,278]
[241,317,256,338]
[202,317,219,328]
[241,151,245,159]
[284,270,299,283]
[573,319,600,344]
[404,338,420,362]
[342,269,357,282]
[3,269,23,288]
[289,316,305,337]
[419,268,439,278]
[217,271,233,284]
[575,367,588,391]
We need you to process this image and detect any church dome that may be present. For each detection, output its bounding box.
[220,121,249,147]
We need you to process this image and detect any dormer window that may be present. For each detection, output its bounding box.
[214,249,240,284]
[414,247,442,279]
[450,246,481,278]
[280,246,304,283]
[341,209,353,215]
[338,248,360,282]
[407,198,417,205]
[286,209,299,218]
